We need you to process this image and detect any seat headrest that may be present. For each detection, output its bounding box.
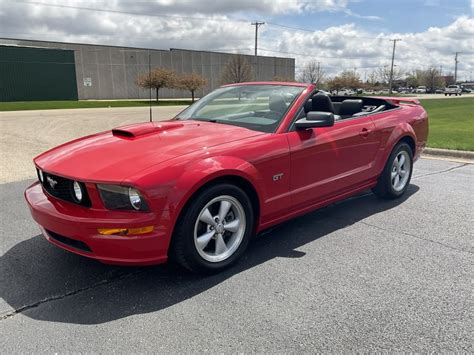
[339,99,363,116]
[304,99,312,113]
[311,94,334,113]
[269,94,287,113]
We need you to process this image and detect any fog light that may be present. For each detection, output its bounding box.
[97,226,154,236]
[73,181,83,202]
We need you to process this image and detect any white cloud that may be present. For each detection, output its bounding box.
[261,16,474,80]
[0,0,472,80]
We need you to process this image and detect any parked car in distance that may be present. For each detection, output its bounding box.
[435,88,444,94]
[444,85,462,96]
[460,86,471,93]
[25,82,429,273]
[415,86,427,93]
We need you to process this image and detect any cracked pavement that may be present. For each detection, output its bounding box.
[0,158,472,352]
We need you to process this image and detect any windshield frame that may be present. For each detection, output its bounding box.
[174,83,308,133]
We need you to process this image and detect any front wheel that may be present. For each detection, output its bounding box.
[170,183,254,273]
[373,142,413,199]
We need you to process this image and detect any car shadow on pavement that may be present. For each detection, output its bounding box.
[0,185,419,324]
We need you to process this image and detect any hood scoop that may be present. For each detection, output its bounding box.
[112,122,184,138]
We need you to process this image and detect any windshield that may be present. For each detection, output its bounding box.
[175,85,305,133]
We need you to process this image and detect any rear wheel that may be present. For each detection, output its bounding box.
[373,142,413,199]
[170,183,254,273]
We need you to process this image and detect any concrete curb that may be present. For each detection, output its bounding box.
[422,148,474,163]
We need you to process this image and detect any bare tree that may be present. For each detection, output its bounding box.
[339,70,362,89]
[367,69,379,88]
[327,76,344,94]
[327,70,362,94]
[220,55,253,84]
[176,73,207,102]
[420,67,445,91]
[444,72,455,86]
[405,70,420,88]
[377,66,402,84]
[136,68,176,103]
[297,60,325,85]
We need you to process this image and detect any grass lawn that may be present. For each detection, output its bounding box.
[0,100,192,111]
[420,98,474,151]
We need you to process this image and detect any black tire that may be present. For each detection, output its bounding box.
[372,142,413,199]
[170,183,254,274]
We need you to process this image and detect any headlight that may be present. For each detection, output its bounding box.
[128,187,142,210]
[37,169,44,182]
[97,184,149,211]
[73,181,83,202]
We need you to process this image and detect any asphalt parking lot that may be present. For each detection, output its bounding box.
[0,157,472,352]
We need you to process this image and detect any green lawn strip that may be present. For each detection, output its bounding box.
[419,98,474,151]
[0,100,192,111]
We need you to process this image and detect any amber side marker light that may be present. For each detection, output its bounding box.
[98,226,154,236]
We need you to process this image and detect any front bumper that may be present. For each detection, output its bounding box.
[25,181,171,266]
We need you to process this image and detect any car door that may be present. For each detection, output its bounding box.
[286,114,380,210]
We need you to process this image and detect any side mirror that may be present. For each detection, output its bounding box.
[295,111,335,129]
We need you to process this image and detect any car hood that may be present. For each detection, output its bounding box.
[34,120,264,182]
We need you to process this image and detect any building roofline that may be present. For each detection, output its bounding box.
[0,37,293,60]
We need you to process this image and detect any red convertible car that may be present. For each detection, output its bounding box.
[25,82,428,273]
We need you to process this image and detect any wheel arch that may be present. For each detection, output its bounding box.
[398,135,416,154]
[175,174,260,231]
[164,156,264,250]
[376,123,417,176]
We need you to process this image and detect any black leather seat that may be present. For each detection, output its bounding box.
[339,99,363,118]
[311,94,335,112]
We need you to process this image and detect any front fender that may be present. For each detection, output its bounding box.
[165,156,264,224]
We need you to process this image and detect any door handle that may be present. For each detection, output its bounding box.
[359,128,370,138]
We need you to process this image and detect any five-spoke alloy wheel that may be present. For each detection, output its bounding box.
[391,150,411,192]
[171,183,254,273]
[194,195,246,263]
[373,141,413,199]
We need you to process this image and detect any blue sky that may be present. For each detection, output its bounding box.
[271,0,472,33]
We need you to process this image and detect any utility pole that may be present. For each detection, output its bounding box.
[388,38,401,94]
[454,52,460,83]
[317,61,321,85]
[251,21,265,80]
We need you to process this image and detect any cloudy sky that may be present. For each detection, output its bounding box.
[0,0,473,79]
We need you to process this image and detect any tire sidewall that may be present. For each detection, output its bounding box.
[175,183,254,273]
[385,142,413,197]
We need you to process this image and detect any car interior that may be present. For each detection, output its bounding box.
[302,93,398,121]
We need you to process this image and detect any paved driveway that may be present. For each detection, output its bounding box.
[0,106,185,183]
[0,158,472,352]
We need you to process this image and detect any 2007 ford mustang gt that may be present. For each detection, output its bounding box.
[25,82,428,273]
